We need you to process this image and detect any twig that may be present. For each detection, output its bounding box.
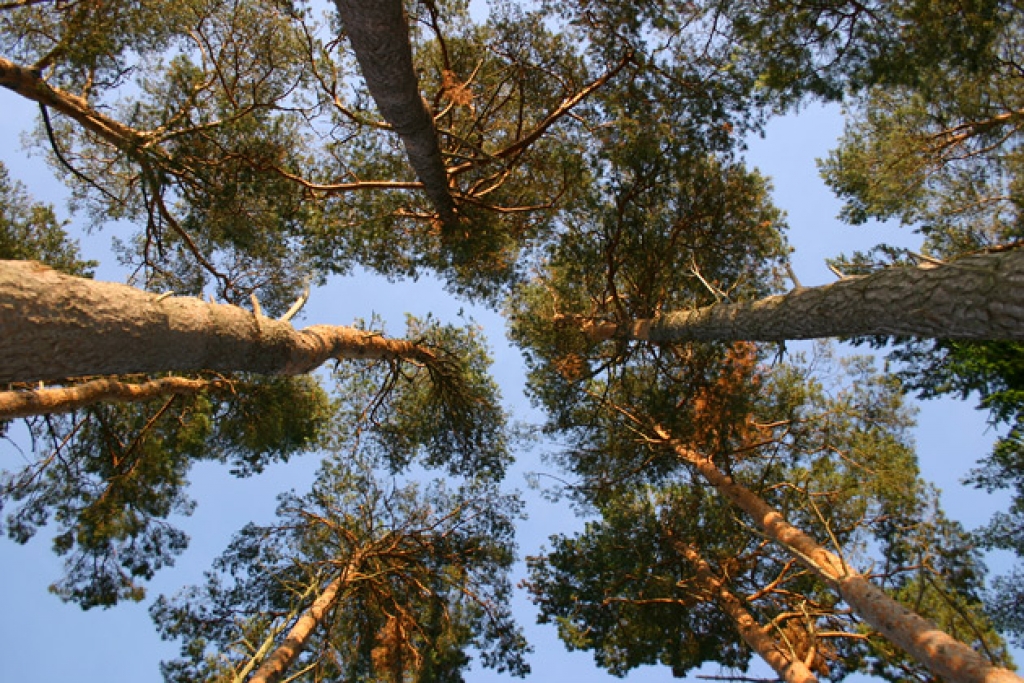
[826,263,847,280]
[908,251,945,268]
[785,263,803,290]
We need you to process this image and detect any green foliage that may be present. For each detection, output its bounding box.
[526,487,755,678]
[983,565,1024,647]
[869,334,1024,637]
[0,0,609,302]
[3,0,1021,677]
[3,0,855,303]
[719,0,1007,100]
[818,1,1023,256]
[0,160,95,275]
[888,340,1024,425]
[812,8,1024,649]
[209,375,332,476]
[301,0,598,302]
[525,350,1008,680]
[0,374,330,608]
[329,315,512,479]
[508,135,788,502]
[540,0,788,141]
[0,0,179,92]
[867,488,1012,678]
[151,458,529,682]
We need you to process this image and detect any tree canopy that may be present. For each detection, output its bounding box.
[1,0,1023,682]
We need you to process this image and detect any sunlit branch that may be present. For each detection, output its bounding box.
[0,375,232,419]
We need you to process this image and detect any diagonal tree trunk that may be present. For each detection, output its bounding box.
[669,539,820,683]
[0,260,438,383]
[566,249,1024,342]
[333,0,458,229]
[652,425,1022,683]
[0,376,230,419]
[248,560,359,683]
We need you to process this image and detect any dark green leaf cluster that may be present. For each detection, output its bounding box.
[540,0,787,142]
[508,137,788,500]
[719,0,1007,100]
[818,1,1023,255]
[0,160,95,275]
[329,315,512,479]
[526,487,755,678]
[0,374,330,608]
[1,0,181,92]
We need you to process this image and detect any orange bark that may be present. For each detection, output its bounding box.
[0,56,167,162]
[0,376,228,419]
[672,541,820,683]
[248,562,357,683]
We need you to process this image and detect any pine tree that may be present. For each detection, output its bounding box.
[151,459,529,683]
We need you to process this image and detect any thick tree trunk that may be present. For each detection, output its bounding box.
[0,376,228,419]
[672,541,820,683]
[655,428,1022,683]
[0,260,437,383]
[248,565,355,683]
[333,0,457,228]
[570,249,1024,342]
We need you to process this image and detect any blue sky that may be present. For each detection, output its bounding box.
[0,84,1013,683]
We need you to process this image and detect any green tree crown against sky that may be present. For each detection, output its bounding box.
[1,0,1023,681]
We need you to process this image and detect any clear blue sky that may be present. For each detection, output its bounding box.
[0,86,1013,683]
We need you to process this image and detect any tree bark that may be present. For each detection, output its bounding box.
[333,0,457,228]
[0,375,229,419]
[670,541,820,683]
[0,260,438,384]
[569,249,1024,342]
[248,563,356,683]
[655,427,1022,683]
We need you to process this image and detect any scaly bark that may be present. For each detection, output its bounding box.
[333,0,457,228]
[0,260,438,383]
[0,375,230,419]
[670,540,820,683]
[654,426,1022,683]
[567,249,1024,342]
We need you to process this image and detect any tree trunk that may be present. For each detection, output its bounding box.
[0,376,229,419]
[569,249,1024,342]
[333,0,457,228]
[0,260,437,383]
[248,564,356,683]
[655,427,1022,683]
[671,540,820,683]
